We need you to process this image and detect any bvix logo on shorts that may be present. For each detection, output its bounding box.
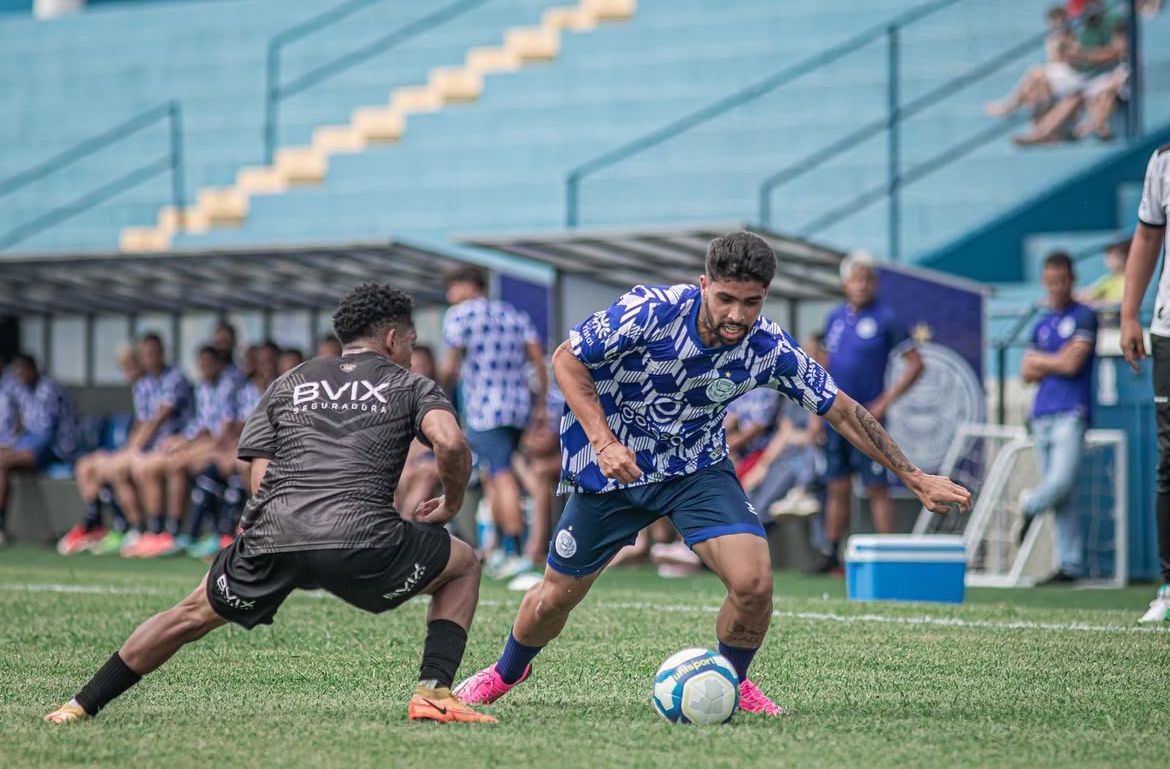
[555,530,577,559]
[382,563,425,601]
[215,574,255,611]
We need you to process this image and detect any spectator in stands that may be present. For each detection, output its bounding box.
[185,341,280,560]
[1013,3,1128,145]
[126,345,237,558]
[316,334,343,358]
[985,6,1080,119]
[810,251,924,574]
[1077,237,1129,310]
[396,345,442,522]
[440,265,547,580]
[278,347,305,375]
[211,322,245,385]
[57,346,143,554]
[1019,251,1096,584]
[0,353,80,544]
[102,334,193,556]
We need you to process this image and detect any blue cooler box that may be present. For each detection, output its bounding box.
[845,535,966,604]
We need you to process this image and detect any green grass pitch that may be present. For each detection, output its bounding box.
[2,545,1169,769]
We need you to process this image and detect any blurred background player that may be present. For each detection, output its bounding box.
[810,251,924,575]
[1018,251,1096,584]
[396,345,442,522]
[278,347,305,375]
[0,353,79,545]
[315,334,343,358]
[439,265,548,580]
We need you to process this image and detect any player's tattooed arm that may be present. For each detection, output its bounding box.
[825,391,972,514]
[553,341,609,445]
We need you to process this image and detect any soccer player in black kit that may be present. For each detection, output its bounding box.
[45,283,497,725]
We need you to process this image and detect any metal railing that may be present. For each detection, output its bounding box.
[758,1,1138,262]
[0,101,184,251]
[563,0,964,228]
[263,0,491,163]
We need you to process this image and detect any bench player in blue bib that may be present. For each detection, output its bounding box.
[455,232,972,715]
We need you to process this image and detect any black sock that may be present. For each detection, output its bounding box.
[1158,493,1170,584]
[74,652,142,716]
[0,504,6,531]
[164,518,180,536]
[418,619,468,690]
[828,540,840,561]
[148,515,164,535]
[187,467,224,539]
[99,486,127,533]
[81,499,102,530]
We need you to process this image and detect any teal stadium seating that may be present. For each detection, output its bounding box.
[1,0,1167,267]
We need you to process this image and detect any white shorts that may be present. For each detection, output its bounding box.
[1044,62,1085,99]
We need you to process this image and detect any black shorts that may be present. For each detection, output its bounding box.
[206,523,451,629]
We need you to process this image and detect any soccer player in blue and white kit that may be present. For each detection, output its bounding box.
[455,232,971,715]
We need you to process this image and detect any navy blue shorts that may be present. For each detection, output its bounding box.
[8,433,61,470]
[824,426,888,486]
[547,459,767,577]
[466,426,523,475]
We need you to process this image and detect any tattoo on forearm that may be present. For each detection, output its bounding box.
[854,403,915,474]
[575,379,601,405]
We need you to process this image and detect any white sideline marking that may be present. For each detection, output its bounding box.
[2,583,1165,635]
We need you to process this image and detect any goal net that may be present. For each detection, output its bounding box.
[913,424,1127,588]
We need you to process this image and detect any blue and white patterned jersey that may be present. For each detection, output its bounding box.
[11,375,79,461]
[133,367,193,446]
[0,388,20,446]
[443,296,540,431]
[726,387,782,455]
[233,379,265,423]
[182,371,240,439]
[561,284,838,494]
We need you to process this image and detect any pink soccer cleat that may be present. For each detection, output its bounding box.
[738,679,786,716]
[452,663,531,705]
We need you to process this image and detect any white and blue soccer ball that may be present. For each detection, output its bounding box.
[652,648,740,725]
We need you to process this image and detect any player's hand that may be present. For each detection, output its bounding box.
[597,441,641,484]
[866,396,890,423]
[414,495,459,525]
[905,471,972,515]
[1121,317,1147,373]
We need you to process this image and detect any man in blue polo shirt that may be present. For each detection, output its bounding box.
[811,251,924,573]
[1020,251,1097,584]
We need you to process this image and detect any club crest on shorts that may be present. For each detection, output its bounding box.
[555,529,577,559]
[705,377,737,402]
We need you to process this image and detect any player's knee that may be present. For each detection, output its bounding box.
[449,538,480,580]
[728,572,772,610]
[173,591,223,638]
[532,580,578,621]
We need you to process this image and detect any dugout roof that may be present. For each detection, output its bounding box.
[0,241,473,315]
[461,224,846,300]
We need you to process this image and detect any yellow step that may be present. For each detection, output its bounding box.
[312,124,367,154]
[504,26,560,61]
[274,147,327,185]
[155,205,209,234]
[236,166,287,196]
[390,85,444,114]
[465,45,522,74]
[350,107,406,142]
[428,66,483,102]
[197,187,249,225]
[583,0,636,21]
[543,6,597,31]
[119,226,170,252]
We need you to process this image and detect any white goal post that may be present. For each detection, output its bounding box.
[912,424,1127,588]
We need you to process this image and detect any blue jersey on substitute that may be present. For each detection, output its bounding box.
[560,284,838,494]
[824,301,909,406]
[1031,302,1097,421]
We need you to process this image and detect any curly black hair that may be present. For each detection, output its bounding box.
[331,283,414,345]
[706,231,776,288]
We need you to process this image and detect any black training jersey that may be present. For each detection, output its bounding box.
[236,351,456,553]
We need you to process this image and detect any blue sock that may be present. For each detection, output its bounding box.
[718,642,757,683]
[496,630,542,684]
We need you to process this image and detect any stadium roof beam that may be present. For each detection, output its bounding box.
[0,241,469,316]
[460,223,846,300]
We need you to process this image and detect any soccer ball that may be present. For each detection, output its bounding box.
[652,648,739,725]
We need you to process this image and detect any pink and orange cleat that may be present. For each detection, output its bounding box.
[452,663,531,705]
[408,686,496,724]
